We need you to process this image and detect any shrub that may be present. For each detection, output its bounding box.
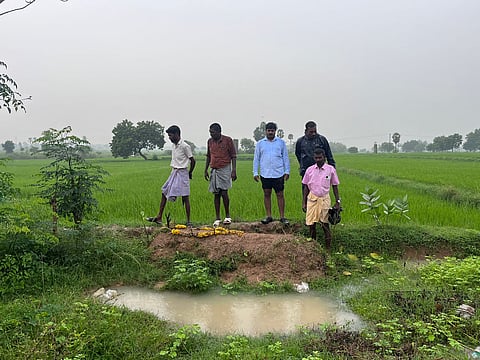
[0,207,58,296]
[0,159,15,202]
[166,258,214,292]
[419,256,480,299]
[359,187,410,225]
[33,126,108,228]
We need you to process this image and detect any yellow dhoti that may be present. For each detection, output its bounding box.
[305,193,331,225]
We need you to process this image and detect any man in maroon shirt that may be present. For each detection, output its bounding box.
[204,123,237,227]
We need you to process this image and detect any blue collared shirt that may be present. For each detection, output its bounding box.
[253,137,290,178]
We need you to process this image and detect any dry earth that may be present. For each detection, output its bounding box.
[148,221,326,285]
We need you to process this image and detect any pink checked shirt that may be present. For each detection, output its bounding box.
[302,163,339,197]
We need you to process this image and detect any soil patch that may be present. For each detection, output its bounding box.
[149,222,325,285]
[402,245,453,264]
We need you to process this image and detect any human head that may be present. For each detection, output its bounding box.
[265,122,277,131]
[265,122,277,140]
[313,147,326,167]
[166,125,181,144]
[305,121,317,139]
[209,123,222,140]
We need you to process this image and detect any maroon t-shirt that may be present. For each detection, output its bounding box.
[206,135,236,169]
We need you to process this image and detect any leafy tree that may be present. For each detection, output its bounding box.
[331,142,348,153]
[110,119,136,158]
[347,146,359,153]
[379,142,394,153]
[34,126,108,229]
[402,139,427,152]
[427,136,445,152]
[428,134,463,152]
[448,133,463,151]
[1,140,15,154]
[240,138,255,154]
[184,140,196,154]
[1,0,69,111]
[0,61,27,113]
[135,120,165,159]
[110,119,165,160]
[463,129,480,152]
[253,121,266,142]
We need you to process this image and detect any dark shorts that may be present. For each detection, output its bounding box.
[260,176,285,192]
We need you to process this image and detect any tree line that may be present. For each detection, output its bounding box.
[2,59,480,156]
[2,119,480,158]
[374,131,480,153]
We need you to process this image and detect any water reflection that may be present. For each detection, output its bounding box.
[110,286,363,336]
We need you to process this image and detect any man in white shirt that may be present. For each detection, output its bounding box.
[147,125,196,226]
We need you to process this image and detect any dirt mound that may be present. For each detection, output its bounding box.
[149,222,325,285]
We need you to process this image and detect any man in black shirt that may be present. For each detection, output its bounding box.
[295,121,336,177]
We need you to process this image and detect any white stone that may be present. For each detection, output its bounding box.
[294,282,309,293]
[456,304,475,318]
[105,289,118,299]
[93,287,105,297]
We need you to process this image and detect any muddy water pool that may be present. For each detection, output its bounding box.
[109,286,363,336]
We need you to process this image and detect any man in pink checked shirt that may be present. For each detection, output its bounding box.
[302,147,341,250]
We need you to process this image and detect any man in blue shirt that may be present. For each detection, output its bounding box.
[253,122,290,225]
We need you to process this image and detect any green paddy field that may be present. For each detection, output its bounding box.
[6,152,480,230]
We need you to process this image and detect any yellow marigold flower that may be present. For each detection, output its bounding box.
[197,231,213,238]
[175,224,187,229]
[171,229,181,235]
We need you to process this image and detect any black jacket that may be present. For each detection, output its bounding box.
[295,134,336,176]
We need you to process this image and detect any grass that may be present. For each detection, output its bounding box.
[3,152,480,358]
[5,153,480,229]
[1,223,479,359]
[336,152,480,191]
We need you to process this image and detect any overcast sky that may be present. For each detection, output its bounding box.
[1,0,479,150]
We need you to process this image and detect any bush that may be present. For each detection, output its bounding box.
[0,206,58,296]
[166,258,214,292]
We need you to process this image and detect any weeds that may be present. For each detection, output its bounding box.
[159,324,201,358]
[166,258,214,293]
[0,159,15,201]
[218,335,250,358]
[360,187,411,225]
[2,154,480,359]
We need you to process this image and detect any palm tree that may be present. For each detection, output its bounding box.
[392,133,401,152]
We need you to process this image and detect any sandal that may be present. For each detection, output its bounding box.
[280,218,290,225]
[261,216,273,224]
[223,217,232,225]
[146,217,162,225]
[213,219,221,227]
